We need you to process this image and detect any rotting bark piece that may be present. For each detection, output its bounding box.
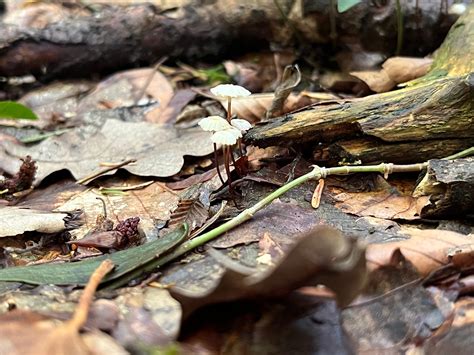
[413,158,474,218]
[322,138,474,165]
[245,74,474,148]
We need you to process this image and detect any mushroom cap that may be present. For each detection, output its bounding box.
[210,84,251,98]
[211,127,242,145]
[198,116,231,132]
[231,118,252,133]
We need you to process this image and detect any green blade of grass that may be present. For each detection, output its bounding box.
[0,224,188,286]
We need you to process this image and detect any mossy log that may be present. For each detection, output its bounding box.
[245,6,474,164]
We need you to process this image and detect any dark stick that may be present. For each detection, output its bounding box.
[213,143,226,185]
[223,146,233,196]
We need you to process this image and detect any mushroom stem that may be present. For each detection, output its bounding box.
[226,97,232,122]
[230,148,237,169]
[213,143,225,186]
[237,138,244,157]
[223,146,233,195]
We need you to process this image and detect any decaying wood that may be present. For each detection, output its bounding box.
[245,6,474,164]
[0,0,456,79]
[322,138,474,165]
[413,158,474,218]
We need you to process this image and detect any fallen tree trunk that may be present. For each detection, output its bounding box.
[0,0,457,79]
[245,6,474,164]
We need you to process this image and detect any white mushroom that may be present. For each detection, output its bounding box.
[210,84,251,98]
[231,118,252,133]
[211,127,242,145]
[198,115,231,132]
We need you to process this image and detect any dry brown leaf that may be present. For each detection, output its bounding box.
[382,57,433,84]
[223,51,295,92]
[350,70,395,93]
[343,262,447,353]
[366,228,473,275]
[0,207,69,237]
[78,67,174,123]
[167,198,209,233]
[181,289,352,354]
[56,180,179,240]
[0,260,115,355]
[333,190,430,220]
[420,297,474,354]
[266,64,301,119]
[258,232,284,260]
[166,169,217,190]
[210,200,323,249]
[311,179,324,209]
[16,179,86,211]
[14,81,94,129]
[171,225,367,319]
[246,145,289,171]
[221,92,314,122]
[1,119,214,184]
[351,57,433,93]
[156,89,197,124]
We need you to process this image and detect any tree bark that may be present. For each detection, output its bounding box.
[414,158,474,218]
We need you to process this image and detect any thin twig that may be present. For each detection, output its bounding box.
[95,197,107,219]
[133,56,168,105]
[395,0,404,55]
[67,260,114,329]
[77,159,136,185]
[443,146,474,160]
[98,180,154,192]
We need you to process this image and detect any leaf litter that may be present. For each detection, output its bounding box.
[1,119,214,184]
[0,7,473,354]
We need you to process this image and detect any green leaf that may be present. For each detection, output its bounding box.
[198,65,231,85]
[337,0,361,13]
[0,101,38,120]
[0,224,188,286]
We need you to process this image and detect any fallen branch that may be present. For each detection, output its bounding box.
[0,1,456,79]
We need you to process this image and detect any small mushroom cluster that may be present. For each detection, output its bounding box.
[198,84,252,194]
[199,116,251,146]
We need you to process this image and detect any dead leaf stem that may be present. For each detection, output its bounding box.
[77,159,137,185]
[133,56,168,105]
[68,259,114,330]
